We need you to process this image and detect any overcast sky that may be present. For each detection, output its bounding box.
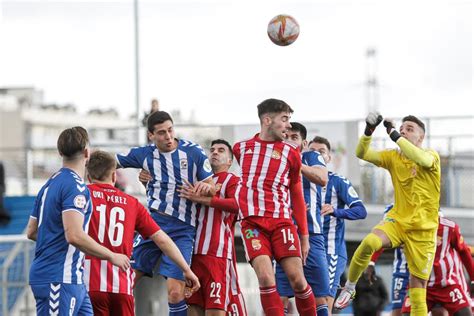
[0,0,472,124]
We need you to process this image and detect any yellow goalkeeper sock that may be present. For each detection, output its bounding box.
[409,287,427,316]
[347,233,382,284]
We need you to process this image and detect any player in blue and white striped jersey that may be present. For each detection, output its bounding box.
[26,127,130,316]
[116,111,214,316]
[275,122,330,316]
[308,136,367,313]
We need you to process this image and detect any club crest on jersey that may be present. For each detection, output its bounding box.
[252,239,262,250]
[271,150,281,160]
[73,195,87,209]
[180,159,188,169]
[437,235,443,246]
[244,229,259,239]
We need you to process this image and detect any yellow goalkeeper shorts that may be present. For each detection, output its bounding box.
[373,216,436,280]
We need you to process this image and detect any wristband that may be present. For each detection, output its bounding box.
[389,130,401,142]
[364,125,375,136]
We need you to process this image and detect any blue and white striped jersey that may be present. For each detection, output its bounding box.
[302,150,326,234]
[29,168,91,285]
[393,247,409,276]
[322,172,363,257]
[116,139,213,227]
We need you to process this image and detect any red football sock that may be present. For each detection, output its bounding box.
[294,285,316,316]
[259,286,284,316]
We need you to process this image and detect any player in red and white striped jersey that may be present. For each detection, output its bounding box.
[84,150,199,316]
[233,99,315,316]
[402,215,474,316]
[179,139,247,316]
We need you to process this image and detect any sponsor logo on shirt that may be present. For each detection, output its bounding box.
[203,159,212,172]
[348,186,359,198]
[244,229,259,239]
[180,158,188,169]
[73,195,87,209]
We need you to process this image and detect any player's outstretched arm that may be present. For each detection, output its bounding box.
[179,182,239,214]
[355,136,382,165]
[62,211,130,271]
[289,179,310,264]
[321,201,367,220]
[301,164,328,186]
[383,119,436,168]
[150,230,200,293]
[26,217,38,241]
[355,112,384,165]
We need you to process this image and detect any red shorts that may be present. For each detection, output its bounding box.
[89,291,135,316]
[228,292,248,316]
[227,260,247,316]
[187,254,232,311]
[241,217,301,262]
[401,284,471,314]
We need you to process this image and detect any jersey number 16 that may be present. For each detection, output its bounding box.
[95,204,125,246]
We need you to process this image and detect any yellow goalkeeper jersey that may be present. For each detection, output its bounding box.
[357,136,441,231]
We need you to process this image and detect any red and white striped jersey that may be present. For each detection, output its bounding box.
[428,216,474,289]
[84,183,160,295]
[233,134,302,220]
[194,172,239,259]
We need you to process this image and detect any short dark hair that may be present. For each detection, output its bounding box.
[211,139,233,159]
[147,111,173,132]
[257,98,294,120]
[87,150,116,181]
[289,122,307,140]
[57,126,89,160]
[402,115,425,133]
[310,136,331,151]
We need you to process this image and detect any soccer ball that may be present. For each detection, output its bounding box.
[267,14,300,46]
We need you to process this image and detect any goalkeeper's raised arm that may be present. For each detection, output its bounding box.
[383,116,437,168]
[355,112,384,165]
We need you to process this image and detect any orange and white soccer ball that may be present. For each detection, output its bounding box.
[267,14,300,46]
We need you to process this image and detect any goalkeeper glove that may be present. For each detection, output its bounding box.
[383,119,401,142]
[364,112,383,136]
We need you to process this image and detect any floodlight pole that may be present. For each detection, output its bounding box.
[366,47,379,114]
[134,0,141,146]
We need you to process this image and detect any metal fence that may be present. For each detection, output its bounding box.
[0,235,35,316]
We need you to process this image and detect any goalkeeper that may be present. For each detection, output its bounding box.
[335,113,441,316]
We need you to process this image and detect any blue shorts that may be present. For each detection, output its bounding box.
[30,283,92,316]
[326,253,347,297]
[132,212,195,281]
[391,273,409,310]
[276,234,330,298]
